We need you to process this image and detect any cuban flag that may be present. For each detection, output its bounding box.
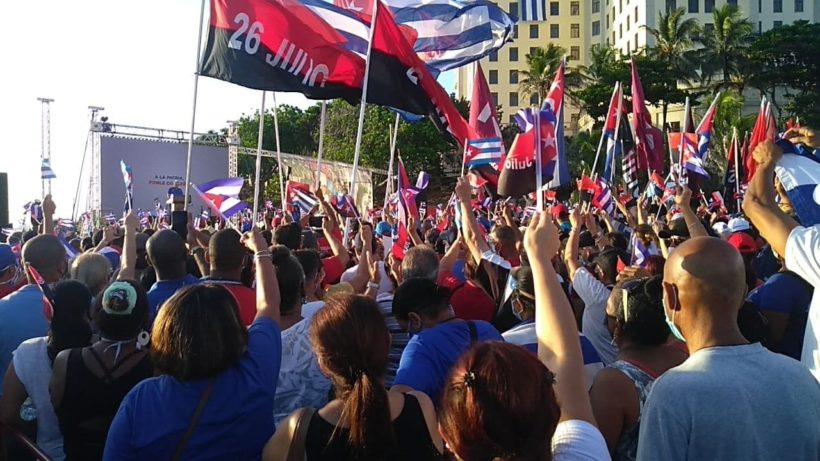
[56,219,76,233]
[104,213,117,224]
[191,178,248,220]
[56,231,79,261]
[41,159,56,180]
[644,171,666,198]
[286,181,320,215]
[26,201,43,224]
[467,138,504,166]
[120,160,134,209]
[543,60,569,189]
[330,192,359,218]
[631,236,652,267]
[695,93,719,162]
[592,178,615,216]
[602,82,623,182]
[519,0,546,21]
[774,139,820,227]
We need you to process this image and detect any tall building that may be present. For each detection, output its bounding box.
[456,0,820,132]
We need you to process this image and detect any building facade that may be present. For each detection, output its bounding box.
[455,0,820,133]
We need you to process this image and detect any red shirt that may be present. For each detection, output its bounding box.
[206,280,257,326]
[322,256,344,286]
[438,270,495,322]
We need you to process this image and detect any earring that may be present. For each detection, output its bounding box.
[136,330,150,349]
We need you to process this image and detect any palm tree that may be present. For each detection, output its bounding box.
[519,44,566,105]
[576,44,617,84]
[699,4,754,92]
[645,7,701,84]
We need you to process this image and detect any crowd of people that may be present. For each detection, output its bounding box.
[0,130,818,461]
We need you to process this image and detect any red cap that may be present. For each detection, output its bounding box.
[551,204,568,219]
[727,232,758,255]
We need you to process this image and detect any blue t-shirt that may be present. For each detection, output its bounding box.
[747,271,814,360]
[393,320,502,404]
[147,275,200,326]
[0,285,49,395]
[103,317,282,461]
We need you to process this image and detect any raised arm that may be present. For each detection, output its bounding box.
[674,186,708,238]
[408,215,424,247]
[118,211,139,280]
[501,202,523,246]
[348,222,373,293]
[94,225,118,253]
[322,213,349,268]
[742,139,800,258]
[562,206,584,281]
[454,177,491,264]
[241,228,281,324]
[42,195,56,235]
[525,211,595,424]
[439,233,464,274]
[636,195,649,226]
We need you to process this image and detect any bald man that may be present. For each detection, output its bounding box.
[637,237,820,461]
[0,235,66,394]
[145,229,199,326]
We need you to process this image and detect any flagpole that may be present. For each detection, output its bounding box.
[611,87,623,184]
[271,92,286,212]
[251,91,266,225]
[677,97,690,186]
[183,0,208,212]
[733,127,741,212]
[315,100,327,191]
[534,108,544,211]
[349,0,380,207]
[384,113,400,210]
[591,82,620,176]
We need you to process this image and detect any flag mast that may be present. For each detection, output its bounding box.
[183,0,208,212]
[272,92,286,212]
[733,126,741,212]
[251,91,266,225]
[384,113,400,210]
[678,97,690,185]
[315,101,328,190]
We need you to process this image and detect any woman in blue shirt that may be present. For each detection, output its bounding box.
[103,228,282,461]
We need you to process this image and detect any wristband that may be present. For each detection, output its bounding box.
[367,281,379,290]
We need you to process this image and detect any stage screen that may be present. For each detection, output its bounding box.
[98,136,229,214]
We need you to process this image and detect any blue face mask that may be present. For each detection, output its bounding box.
[663,298,686,342]
[559,222,572,233]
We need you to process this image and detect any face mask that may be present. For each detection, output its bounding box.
[663,297,686,342]
[559,222,572,233]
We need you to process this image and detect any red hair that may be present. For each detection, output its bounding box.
[440,342,560,461]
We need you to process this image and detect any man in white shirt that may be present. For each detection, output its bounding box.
[743,130,819,380]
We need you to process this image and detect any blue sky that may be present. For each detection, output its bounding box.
[0,0,455,221]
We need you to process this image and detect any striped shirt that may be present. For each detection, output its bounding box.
[377,293,408,388]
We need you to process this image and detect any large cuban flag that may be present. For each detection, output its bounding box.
[191,178,248,220]
[775,139,820,227]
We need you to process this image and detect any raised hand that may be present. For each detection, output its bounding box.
[42,195,56,216]
[241,227,268,254]
[752,139,784,166]
[455,177,472,202]
[124,211,139,233]
[674,185,693,207]
[523,211,560,262]
[784,126,818,148]
[569,205,582,230]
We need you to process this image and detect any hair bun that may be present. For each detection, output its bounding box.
[270,245,292,265]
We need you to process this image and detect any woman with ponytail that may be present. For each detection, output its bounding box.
[265,294,443,461]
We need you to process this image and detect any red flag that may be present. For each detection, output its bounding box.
[469,63,505,153]
[26,264,54,322]
[630,60,665,173]
[746,100,775,183]
[577,175,597,194]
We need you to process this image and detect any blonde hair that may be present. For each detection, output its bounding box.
[70,252,112,297]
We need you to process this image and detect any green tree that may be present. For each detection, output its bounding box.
[645,7,701,84]
[571,45,629,128]
[519,44,566,104]
[699,4,754,92]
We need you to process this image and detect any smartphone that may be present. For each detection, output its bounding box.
[171,211,188,240]
[309,216,324,228]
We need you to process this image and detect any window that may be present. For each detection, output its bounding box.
[592,0,601,13]
[509,115,516,124]
[606,14,610,26]
[774,20,783,28]
[619,23,623,39]
[634,33,639,49]
[489,70,498,84]
[509,92,518,107]
[635,6,639,22]
[774,0,782,12]
[509,2,519,17]
[705,0,714,12]
[570,113,580,126]
[728,0,737,5]
[530,24,539,38]
[592,20,601,36]
[666,0,677,13]
[619,0,623,13]
[704,23,714,35]
[491,92,498,106]
[513,25,518,39]
[688,0,698,13]
[795,0,804,12]
[489,50,498,62]
[571,24,580,38]
[570,46,580,61]
[669,121,681,132]
[529,47,538,56]
[758,0,762,13]
[627,42,631,54]
[571,1,580,15]
[530,93,539,105]
[550,24,560,38]
[758,21,762,33]
[550,2,559,15]
[612,31,616,43]
[627,15,630,29]
[510,47,519,61]
[509,70,518,84]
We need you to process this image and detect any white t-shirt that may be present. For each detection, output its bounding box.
[301,301,325,320]
[573,268,618,364]
[785,224,820,380]
[13,337,65,461]
[339,261,392,296]
[552,419,611,460]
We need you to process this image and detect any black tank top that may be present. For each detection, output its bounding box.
[56,347,153,461]
[304,393,441,460]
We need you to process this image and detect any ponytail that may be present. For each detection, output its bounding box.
[338,371,395,459]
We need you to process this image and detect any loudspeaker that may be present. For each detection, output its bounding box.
[0,173,8,227]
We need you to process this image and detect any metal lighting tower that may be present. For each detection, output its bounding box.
[37,97,54,196]
[71,106,104,221]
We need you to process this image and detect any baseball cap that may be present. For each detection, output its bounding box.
[578,230,596,248]
[551,204,568,219]
[375,221,392,237]
[668,218,690,238]
[727,217,751,233]
[712,222,730,239]
[727,232,758,255]
[0,244,16,271]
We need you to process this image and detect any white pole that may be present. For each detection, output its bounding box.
[272,92,285,211]
[252,91,266,224]
[183,0,208,211]
[535,109,544,211]
[591,82,620,176]
[315,101,327,191]
[678,97,690,184]
[383,113,400,210]
[733,127,741,212]
[460,138,469,177]
[349,0,380,204]
[611,88,623,183]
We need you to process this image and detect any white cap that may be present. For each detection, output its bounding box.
[712,222,730,239]
[727,217,751,233]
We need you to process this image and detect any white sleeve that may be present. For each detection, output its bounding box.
[552,420,612,461]
[571,268,609,307]
[785,225,820,288]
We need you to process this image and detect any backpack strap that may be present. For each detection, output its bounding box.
[171,379,216,461]
[263,407,317,461]
[467,320,478,345]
